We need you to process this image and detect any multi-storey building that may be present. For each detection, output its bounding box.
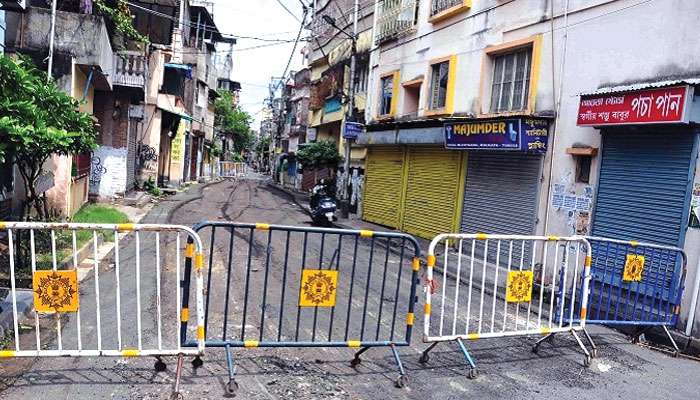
[358,0,700,337]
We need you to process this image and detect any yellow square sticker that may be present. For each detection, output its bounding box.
[299,269,338,307]
[623,254,645,282]
[506,271,534,303]
[33,270,79,313]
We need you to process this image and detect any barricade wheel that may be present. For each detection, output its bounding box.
[192,356,204,369]
[591,348,598,358]
[468,368,478,380]
[531,345,540,354]
[583,355,592,367]
[395,375,408,388]
[350,358,362,368]
[169,392,184,400]
[419,353,430,364]
[225,379,239,397]
[154,359,167,372]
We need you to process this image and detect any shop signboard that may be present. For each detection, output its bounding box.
[444,118,549,153]
[577,85,692,126]
[343,121,364,140]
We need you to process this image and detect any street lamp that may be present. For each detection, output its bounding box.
[322,3,359,219]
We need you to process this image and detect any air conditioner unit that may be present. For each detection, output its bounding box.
[0,0,27,12]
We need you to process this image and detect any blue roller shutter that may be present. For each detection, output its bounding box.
[592,131,697,246]
[589,131,697,307]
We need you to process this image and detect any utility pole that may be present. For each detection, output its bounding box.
[47,0,58,82]
[340,0,359,218]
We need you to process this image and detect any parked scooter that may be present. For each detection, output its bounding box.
[310,179,337,226]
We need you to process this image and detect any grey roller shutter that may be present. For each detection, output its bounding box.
[461,152,542,235]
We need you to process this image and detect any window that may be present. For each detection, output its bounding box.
[355,62,369,94]
[429,61,450,110]
[402,79,423,117]
[490,48,532,112]
[379,75,395,116]
[575,156,592,184]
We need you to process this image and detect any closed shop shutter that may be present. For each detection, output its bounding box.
[461,152,542,235]
[363,147,405,228]
[402,148,464,240]
[593,131,696,246]
[590,131,696,307]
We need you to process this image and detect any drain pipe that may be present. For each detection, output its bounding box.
[542,0,570,235]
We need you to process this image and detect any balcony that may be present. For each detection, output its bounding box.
[376,0,418,44]
[113,52,147,89]
[429,0,471,23]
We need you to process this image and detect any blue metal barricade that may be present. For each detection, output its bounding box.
[180,222,421,395]
[565,237,687,356]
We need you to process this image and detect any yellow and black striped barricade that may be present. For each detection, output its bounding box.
[0,222,205,400]
[564,237,688,357]
[421,233,592,379]
[180,221,421,395]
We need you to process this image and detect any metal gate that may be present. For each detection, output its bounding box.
[0,222,205,398]
[422,233,592,378]
[181,222,421,395]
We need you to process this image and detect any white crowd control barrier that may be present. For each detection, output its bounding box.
[421,234,593,378]
[0,222,206,399]
[219,161,247,178]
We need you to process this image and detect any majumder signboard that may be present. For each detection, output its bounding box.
[577,85,693,126]
[444,118,549,153]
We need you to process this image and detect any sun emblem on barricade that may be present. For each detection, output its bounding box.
[506,271,534,303]
[33,270,79,313]
[623,254,645,282]
[299,270,338,307]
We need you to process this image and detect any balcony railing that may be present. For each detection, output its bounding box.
[430,0,464,16]
[113,52,147,89]
[376,0,418,44]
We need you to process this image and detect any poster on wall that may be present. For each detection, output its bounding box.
[170,120,187,161]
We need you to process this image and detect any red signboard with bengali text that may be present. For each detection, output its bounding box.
[577,85,691,126]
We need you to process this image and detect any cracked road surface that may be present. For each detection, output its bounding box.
[2,176,700,399]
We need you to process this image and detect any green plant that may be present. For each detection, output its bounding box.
[210,143,223,158]
[0,55,98,220]
[215,91,255,154]
[149,186,163,197]
[296,140,343,168]
[94,0,149,44]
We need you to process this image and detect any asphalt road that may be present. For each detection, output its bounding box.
[2,175,700,400]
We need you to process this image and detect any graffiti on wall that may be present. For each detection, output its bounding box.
[90,156,107,188]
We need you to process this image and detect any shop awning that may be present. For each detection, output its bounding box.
[578,78,700,96]
[157,94,193,122]
[164,63,193,79]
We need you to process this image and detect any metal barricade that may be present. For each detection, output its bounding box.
[571,237,688,356]
[219,161,247,179]
[181,222,421,394]
[422,234,592,378]
[0,222,205,399]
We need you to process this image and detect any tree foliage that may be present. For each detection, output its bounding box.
[296,140,342,168]
[94,0,150,44]
[0,55,98,219]
[215,90,254,154]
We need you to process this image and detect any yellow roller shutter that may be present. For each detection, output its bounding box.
[362,147,405,228]
[402,148,465,240]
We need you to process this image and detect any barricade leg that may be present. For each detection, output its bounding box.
[662,326,680,357]
[570,330,593,367]
[350,346,370,367]
[419,342,439,364]
[155,356,167,372]
[224,344,240,396]
[390,344,408,388]
[532,333,556,354]
[171,354,185,400]
[582,329,598,358]
[456,338,478,379]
